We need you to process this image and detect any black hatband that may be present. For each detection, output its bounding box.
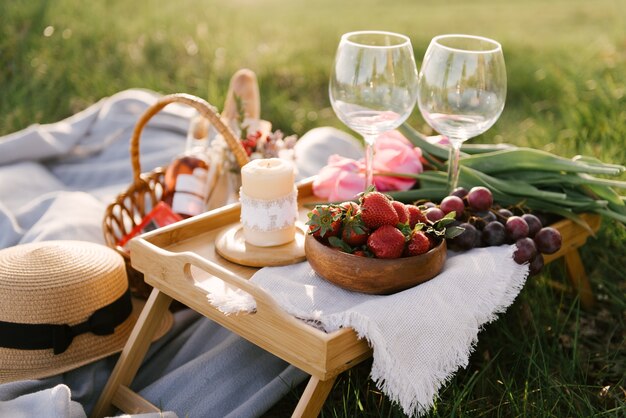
[0,289,132,354]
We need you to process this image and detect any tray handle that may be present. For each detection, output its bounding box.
[134,241,292,319]
[129,93,250,183]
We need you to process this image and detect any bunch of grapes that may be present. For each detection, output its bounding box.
[420,186,562,275]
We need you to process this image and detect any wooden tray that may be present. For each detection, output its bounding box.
[128,179,372,381]
[130,180,601,370]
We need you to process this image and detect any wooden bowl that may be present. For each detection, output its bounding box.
[304,234,447,295]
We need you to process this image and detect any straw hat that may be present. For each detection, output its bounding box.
[0,240,173,383]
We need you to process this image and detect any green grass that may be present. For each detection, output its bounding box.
[2,0,624,416]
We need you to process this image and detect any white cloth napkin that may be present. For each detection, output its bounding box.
[0,384,86,418]
[0,383,179,418]
[210,245,529,417]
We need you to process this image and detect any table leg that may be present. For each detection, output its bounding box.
[291,375,338,418]
[564,249,595,310]
[90,288,173,418]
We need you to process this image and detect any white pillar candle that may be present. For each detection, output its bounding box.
[240,158,298,247]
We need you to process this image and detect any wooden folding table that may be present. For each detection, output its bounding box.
[91,180,600,417]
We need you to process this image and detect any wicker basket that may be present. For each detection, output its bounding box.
[103,93,250,298]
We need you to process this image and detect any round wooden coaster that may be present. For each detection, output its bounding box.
[215,223,307,267]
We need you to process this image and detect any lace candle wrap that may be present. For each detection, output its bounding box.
[240,158,298,247]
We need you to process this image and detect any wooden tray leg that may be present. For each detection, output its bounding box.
[291,375,338,418]
[564,249,595,310]
[90,288,173,418]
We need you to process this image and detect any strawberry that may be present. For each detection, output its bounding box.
[391,201,409,225]
[306,205,342,241]
[360,191,399,230]
[406,204,428,228]
[404,230,432,256]
[353,249,367,257]
[341,214,369,247]
[366,225,405,259]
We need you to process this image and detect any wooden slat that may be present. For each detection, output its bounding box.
[542,213,600,309]
[90,289,173,418]
[112,385,160,414]
[292,376,337,418]
[564,250,595,309]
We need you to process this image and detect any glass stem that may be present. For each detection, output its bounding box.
[363,134,377,190]
[447,138,464,193]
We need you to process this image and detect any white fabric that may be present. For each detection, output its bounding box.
[211,245,529,417]
[0,383,178,418]
[0,385,86,418]
[0,89,193,249]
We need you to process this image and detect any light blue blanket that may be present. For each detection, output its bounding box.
[0,89,363,417]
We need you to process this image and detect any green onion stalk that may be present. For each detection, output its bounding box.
[387,123,626,229]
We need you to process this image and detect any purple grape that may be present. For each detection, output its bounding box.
[470,216,487,230]
[422,201,437,208]
[505,216,529,241]
[473,228,484,248]
[521,214,543,238]
[467,186,493,212]
[450,187,468,199]
[476,210,497,223]
[535,212,551,228]
[497,208,513,224]
[534,227,562,254]
[482,221,506,246]
[513,237,538,264]
[440,196,465,219]
[425,207,445,223]
[451,222,478,250]
[529,253,544,276]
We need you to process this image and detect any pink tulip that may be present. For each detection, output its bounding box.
[312,131,424,201]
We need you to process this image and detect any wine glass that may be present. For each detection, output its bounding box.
[417,34,506,192]
[329,30,418,190]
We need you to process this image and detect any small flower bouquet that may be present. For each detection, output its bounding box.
[205,97,299,206]
[211,96,299,169]
[238,120,298,162]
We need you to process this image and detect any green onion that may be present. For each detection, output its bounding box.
[398,123,457,160]
[396,121,626,226]
[459,148,625,176]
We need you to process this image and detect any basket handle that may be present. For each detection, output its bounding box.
[130,93,250,182]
